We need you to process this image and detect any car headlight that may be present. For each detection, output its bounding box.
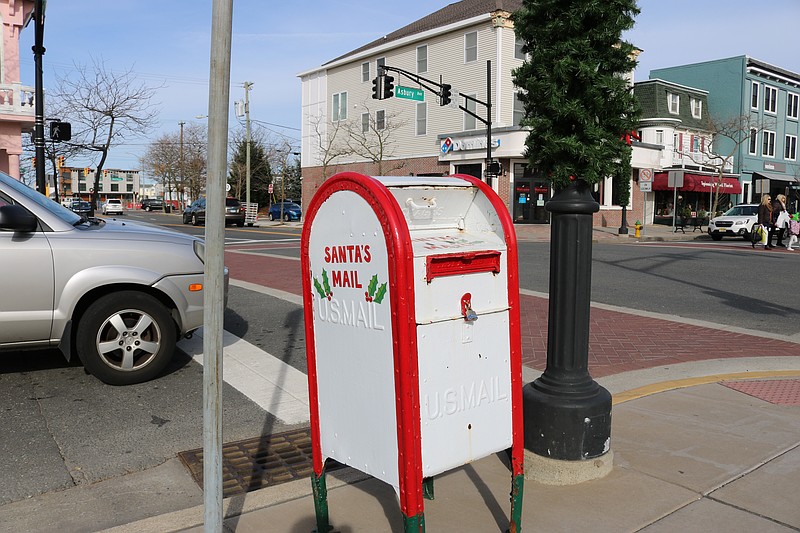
[193,240,205,264]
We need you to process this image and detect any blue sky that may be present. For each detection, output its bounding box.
[19,0,800,172]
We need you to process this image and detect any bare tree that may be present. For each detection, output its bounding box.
[680,113,775,215]
[309,112,352,180]
[343,102,407,176]
[53,58,160,208]
[140,133,180,204]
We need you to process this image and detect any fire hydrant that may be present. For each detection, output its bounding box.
[634,220,642,238]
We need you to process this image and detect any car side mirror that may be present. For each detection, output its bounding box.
[0,204,38,233]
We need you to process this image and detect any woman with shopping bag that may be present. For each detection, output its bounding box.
[755,194,773,249]
[772,194,790,247]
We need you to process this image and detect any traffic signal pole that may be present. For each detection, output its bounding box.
[374,61,496,185]
[32,0,46,194]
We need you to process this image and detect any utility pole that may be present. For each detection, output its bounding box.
[243,82,253,206]
[179,121,185,208]
[32,0,46,194]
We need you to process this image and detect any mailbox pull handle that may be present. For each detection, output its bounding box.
[405,197,437,210]
[461,293,478,321]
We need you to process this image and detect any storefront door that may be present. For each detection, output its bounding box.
[513,164,550,223]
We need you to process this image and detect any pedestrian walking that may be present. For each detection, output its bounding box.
[772,194,790,247]
[756,194,773,249]
[787,212,800,251]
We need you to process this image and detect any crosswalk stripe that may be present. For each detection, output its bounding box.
[178,328,310,424]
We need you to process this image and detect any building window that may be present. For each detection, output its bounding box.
[764,86,777,114]
[416,102,426,136]
[377,57,385,73]
[514,37,525,60]
[751,81,759,109]
[332,92,347,122]
[416,45,427,73]
[786,134,797,161]
[361,112,369,134]
[668,92,679,114]
[690,97,702,119]
[464,94,477,130]
[749,128,758,154]
[513,92,525,126]
[655,129,664,145]
[127,184,133,192]
[464,31,477,63]
[79,183,86,192]
[762,130,776,157]
[361,62,370,83]
[111,184,119,192]
[376,109,385,131]
[788,92,799,119]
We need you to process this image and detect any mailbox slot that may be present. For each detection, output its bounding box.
[425,250,501,282]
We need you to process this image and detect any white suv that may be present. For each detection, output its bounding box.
[708,204,759,241]
[102,198,124,215]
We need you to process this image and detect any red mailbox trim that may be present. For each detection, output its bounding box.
[425,250,501,282]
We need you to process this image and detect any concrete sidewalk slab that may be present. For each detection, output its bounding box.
[110,380,800,533]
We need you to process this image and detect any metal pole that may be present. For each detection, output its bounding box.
[204,0,233,530]
[32,0,46,194]
[672,185,677,229]
[243,82,252,206]
[485,60,492,187]
[179,121,185,208]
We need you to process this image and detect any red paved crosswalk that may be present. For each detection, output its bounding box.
[226,248,800,378]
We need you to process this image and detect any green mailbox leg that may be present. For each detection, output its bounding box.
[311,468,332,533]
[508,473,524,533]
[403,512,425,532]
[422,477,434,500]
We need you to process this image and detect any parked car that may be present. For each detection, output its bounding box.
[268,201,302,221]
[707,204,759,241]
[69,200,93,218]
[102,198,124,215]
[182,197,245,227]
[139,197,164,211]
[0,171,228,385]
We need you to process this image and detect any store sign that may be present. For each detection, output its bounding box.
[440,136,500,153]
[764,162,786,172]
[698,179,735,190]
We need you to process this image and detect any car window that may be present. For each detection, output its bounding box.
[0,172,81,225]
[225,198,240,207]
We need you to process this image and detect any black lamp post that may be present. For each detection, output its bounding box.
[522,179,612,461]
[32,0,46,194]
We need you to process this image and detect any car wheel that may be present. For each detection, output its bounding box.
[269,213,275,221]
[236,221,244,227]
[284,213,290,222]
[75,291,176,385]
[192,213,199,226]
[711,234,723,241]
[145,206,151,212]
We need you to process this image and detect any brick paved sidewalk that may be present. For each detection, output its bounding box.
[225,248,800,377]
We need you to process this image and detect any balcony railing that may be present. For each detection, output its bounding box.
[0,83,35,117]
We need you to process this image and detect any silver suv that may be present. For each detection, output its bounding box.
[0,172,227,385]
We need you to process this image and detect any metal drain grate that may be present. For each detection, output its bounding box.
[721,379,800,406]
[178,428,342,497]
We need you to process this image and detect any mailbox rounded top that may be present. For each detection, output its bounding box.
[545,179,600,215]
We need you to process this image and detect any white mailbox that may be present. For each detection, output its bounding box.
[301,172,524,532]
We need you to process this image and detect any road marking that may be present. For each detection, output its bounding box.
[230,279,303,305]
[178,328,309,424]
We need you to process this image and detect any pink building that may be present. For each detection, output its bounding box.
[0,0,35,180]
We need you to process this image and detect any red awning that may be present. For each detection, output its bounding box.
[653,173,742,194]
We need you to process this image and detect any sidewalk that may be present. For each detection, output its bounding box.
[108,373,800,532]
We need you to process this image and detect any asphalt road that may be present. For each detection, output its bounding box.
[2,211,799,528]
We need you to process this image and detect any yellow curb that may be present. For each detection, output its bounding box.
[612,370,800,405]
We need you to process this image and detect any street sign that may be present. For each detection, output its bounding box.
[667,170,684,188]
[639,181,652,192]
[395,85,424,102]
[640,168,653,182]
[268,183,274,194]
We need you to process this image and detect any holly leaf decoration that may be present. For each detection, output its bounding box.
[313,276,326,299]
[368,274,379,297]
[374,282,387,304]
[322,269,331,295]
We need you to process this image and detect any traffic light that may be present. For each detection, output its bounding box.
[371,76,381,100]
[57,155,65,168]
[440,84,452,106]
[382,74,394,99]
[84,167,90,176]
[103,169,108,177]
